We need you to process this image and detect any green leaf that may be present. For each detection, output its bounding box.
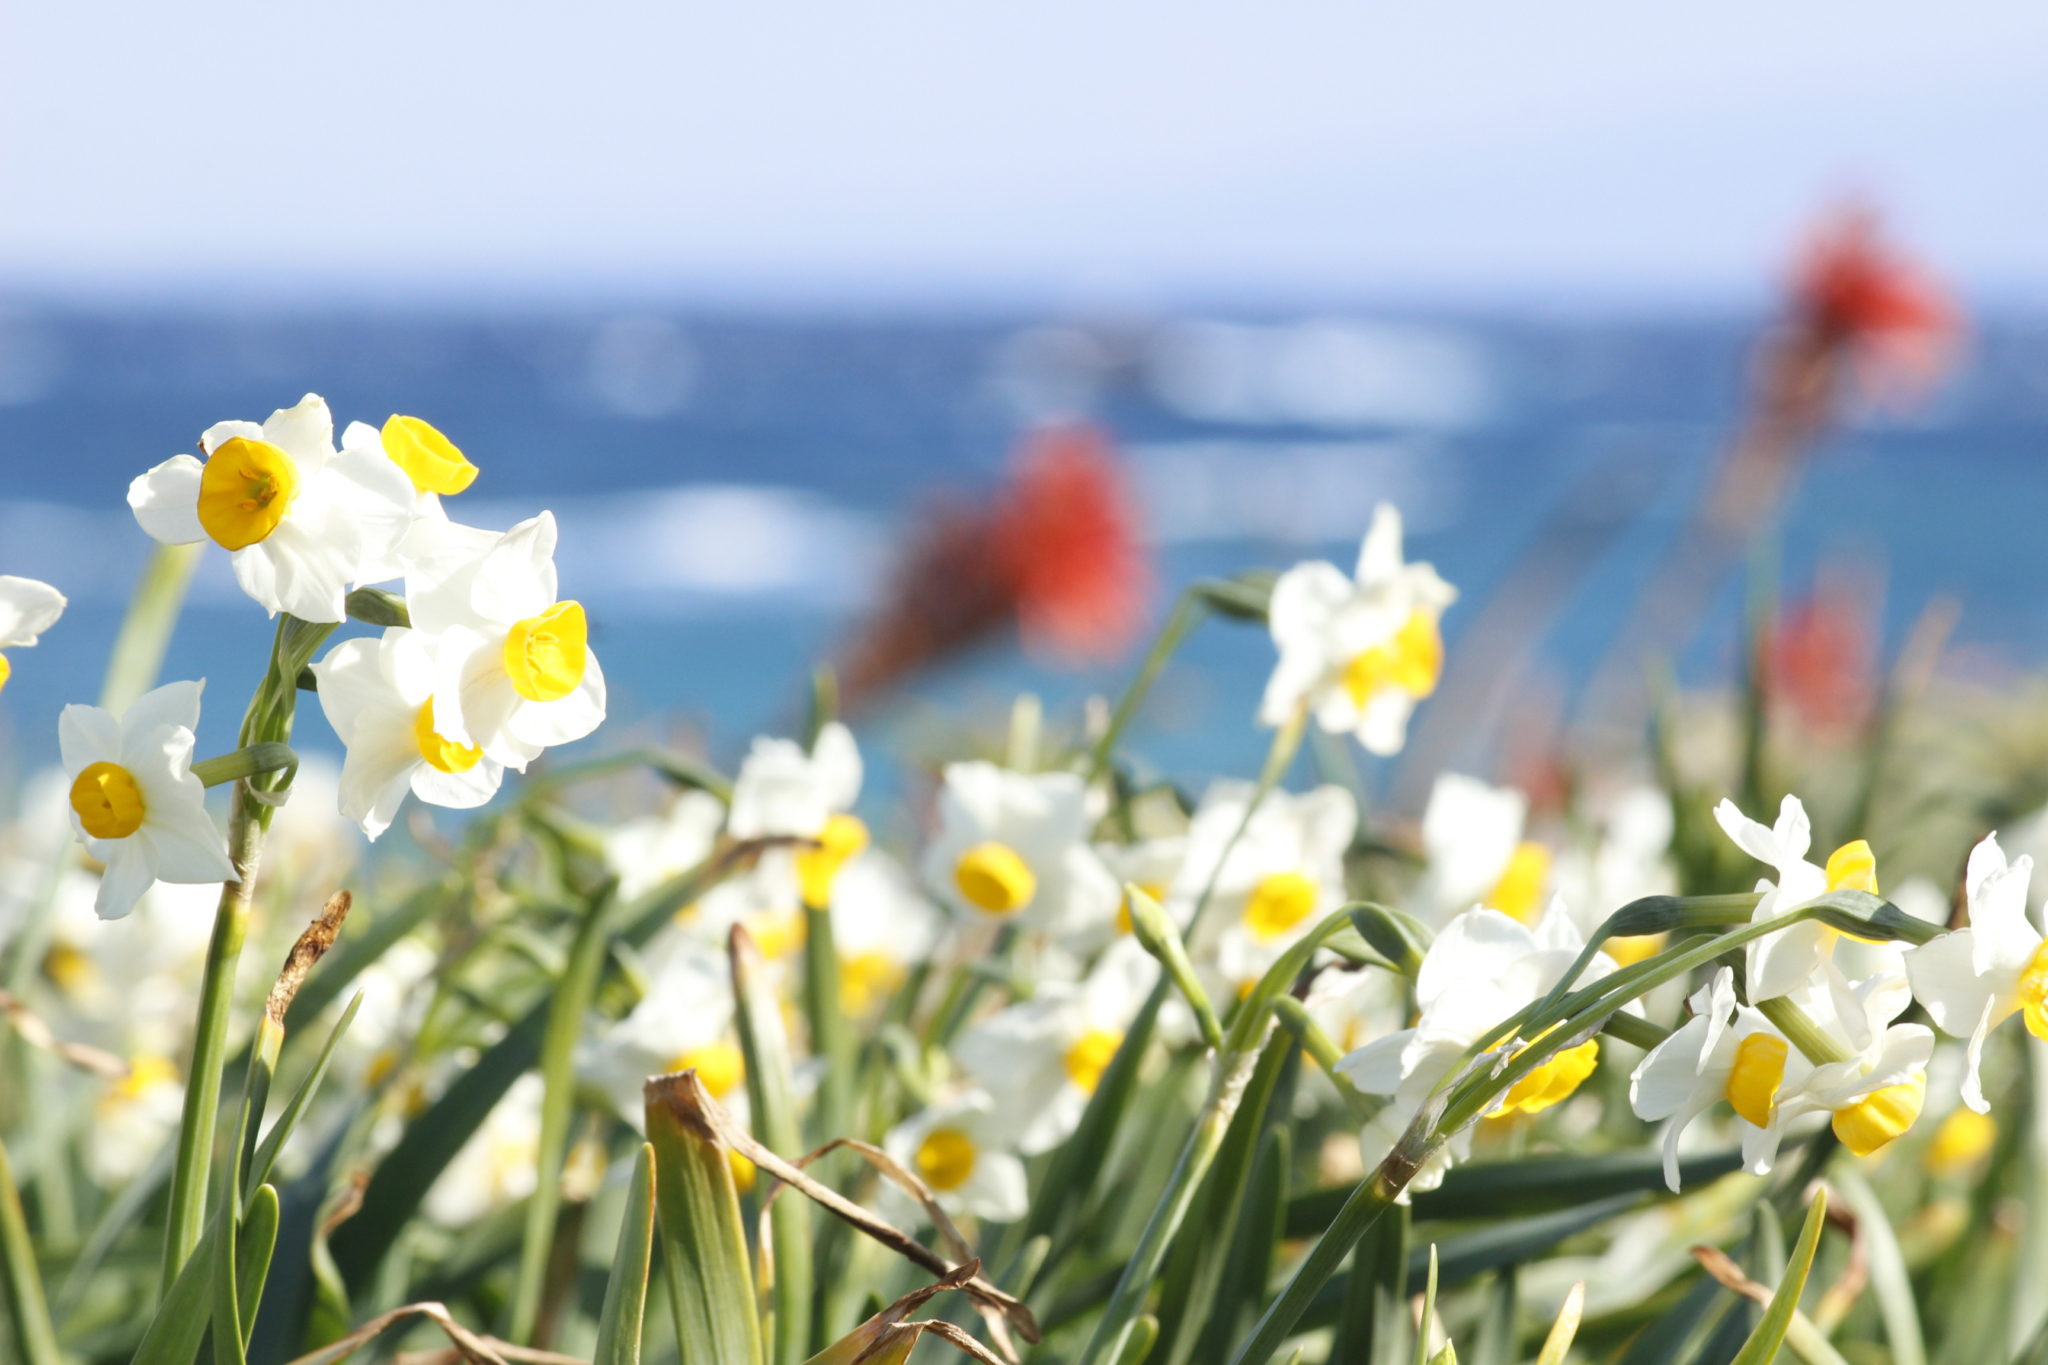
[0,1140,60,1365]
[510,880,619,1344]
[731,926,813,1365]
[1830,1166,1924,1365]
[647,1072,765,1365]
[1729,1189,1829,1365]
[1288,1145,1752,1235]
[1534,1282,1584,1365]
[593,1145,658,1365]
[235,1184,280,1346]
[1413,1243,1441,1365]
[1332,1201,1407,1365]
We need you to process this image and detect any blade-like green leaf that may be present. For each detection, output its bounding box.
[594,1145,658,1365]
[647,1072,764,1365]
[1730,1189,1829,1365]
[731,926,812,1365]
[236,1184,281,1345]
[510,881,618,1343]
[1332,1201,1408,1365]
[1413,1244,1441,1365]
[1535,1282,1584,1365]
[0,1140,60,1365]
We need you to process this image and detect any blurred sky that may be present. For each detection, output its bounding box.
[3,1,2044,310]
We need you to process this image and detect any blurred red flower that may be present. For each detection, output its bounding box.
[1788,204,1959,407]
[835,421,1149,710]
[991,423,1150,663]
[1765,573,1877,735]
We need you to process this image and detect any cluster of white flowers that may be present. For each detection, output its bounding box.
[38,393,612,924]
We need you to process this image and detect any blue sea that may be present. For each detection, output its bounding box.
[2,303,2046,808]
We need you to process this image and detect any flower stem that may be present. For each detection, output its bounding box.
[1758,995,1853,1067]
[160,614,333,1294]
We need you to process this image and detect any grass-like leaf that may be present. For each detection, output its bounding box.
[1729,1188,1829,1365]
[646,1071,765,1365]
[593,1144,657,1365]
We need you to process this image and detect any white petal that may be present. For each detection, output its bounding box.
[128,456,207,545]
[962,1151,1029,1222]
[412,758,505,811]
[1967,836,2038,972]
[138,797,237,884]
[1353,503,1405,584]
[312,636,401,746]
[59,703,121,772]
[1905,930,2003,1037]
[1770,796,1813,865]
[261,394,336,464]
[1334,1030,1412,1095]
[1354,689,1416,756]
[811,722,863,812]
[1746,916,1828,1002]
[1961,996,1998,1114]
[1629,1017,1711,1120]
[472,512,560,625]
[94,844,157,920]
[338,728,422,841]
[321,446,419,570]
[1417,909,1537,1010]
[232,518,359,623]
[505,652,606,751]
[0,576,66,648]
[199,419,264,455]
[122,679,204,739]
[1714,799,1783,867]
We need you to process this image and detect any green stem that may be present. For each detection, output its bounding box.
[160,615,332,1294]
[0,1140,60,1365]
[1757,996,1852,1067]
[1085,588,1210,785]
[191,743,299,789]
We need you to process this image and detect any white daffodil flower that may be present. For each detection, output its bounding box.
[1417,773,1550,926]
[730,721,869,909]
[406,511,605,769]
[954,937,1154,1155]
[581,935,748,1131]
[1258,503,1456,755]
[604,789,727,902]
[1629,967,1810,1191]
[60,681,237,920]
[0,575,66,693]
[339,416,481,582]
[831,851,945,1016]
[1550,784,1678,966]
[1097,835,1188,936]
[1715,794,1882,1002]
[882,1089,1028,1223]
[1906,833,2044,1112]
[1337,904,1618,1198]
[1778,964,1934,1158]
[128,394,415,623]
[921,762,1119,937]
[312,627,509,840]
[425,1072,544,1226]
[87,1054,187,1187]
[1172,781,1356,995]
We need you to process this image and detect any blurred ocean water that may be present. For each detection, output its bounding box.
[2,305,2046,799]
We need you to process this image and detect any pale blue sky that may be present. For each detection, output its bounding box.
[3,2,2042,307]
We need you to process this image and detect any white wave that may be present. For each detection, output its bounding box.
[1147,318,1491,430]
[1131,438,1461,545]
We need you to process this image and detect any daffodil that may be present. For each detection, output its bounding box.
[581,934,749,1131]
[59,681,237,919]
[1259,503,1456,755]
[1629,968,1809,1190]
[604,789,727,901]
[1777,965,1933,1158]
[954,938,1154,1154]
[405,511,606,768]
[340,416,482,582]
[921,762,1118,936]
[1716,795,1883,1001]
[1337,904,1618,1197]
[425,1072,545,1226]
[1417,773,1551,925]
[128,394,415,623]
[1905,832,2043,1112]
[830,852,945,1016]
[0,575,66,693]
[881,1089,1028,1222]
[87,1054,186,1187]
[311,627,509,839]
[729,722,868,908]
[1173,781,1356,994]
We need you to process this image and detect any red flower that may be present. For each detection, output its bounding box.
[990,423,1149,662]
[835,422,1150,710]
[1765,573,1876,735]
[1788,204,1959,406]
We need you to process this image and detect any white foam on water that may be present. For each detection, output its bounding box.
[1147,318,1492,430]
